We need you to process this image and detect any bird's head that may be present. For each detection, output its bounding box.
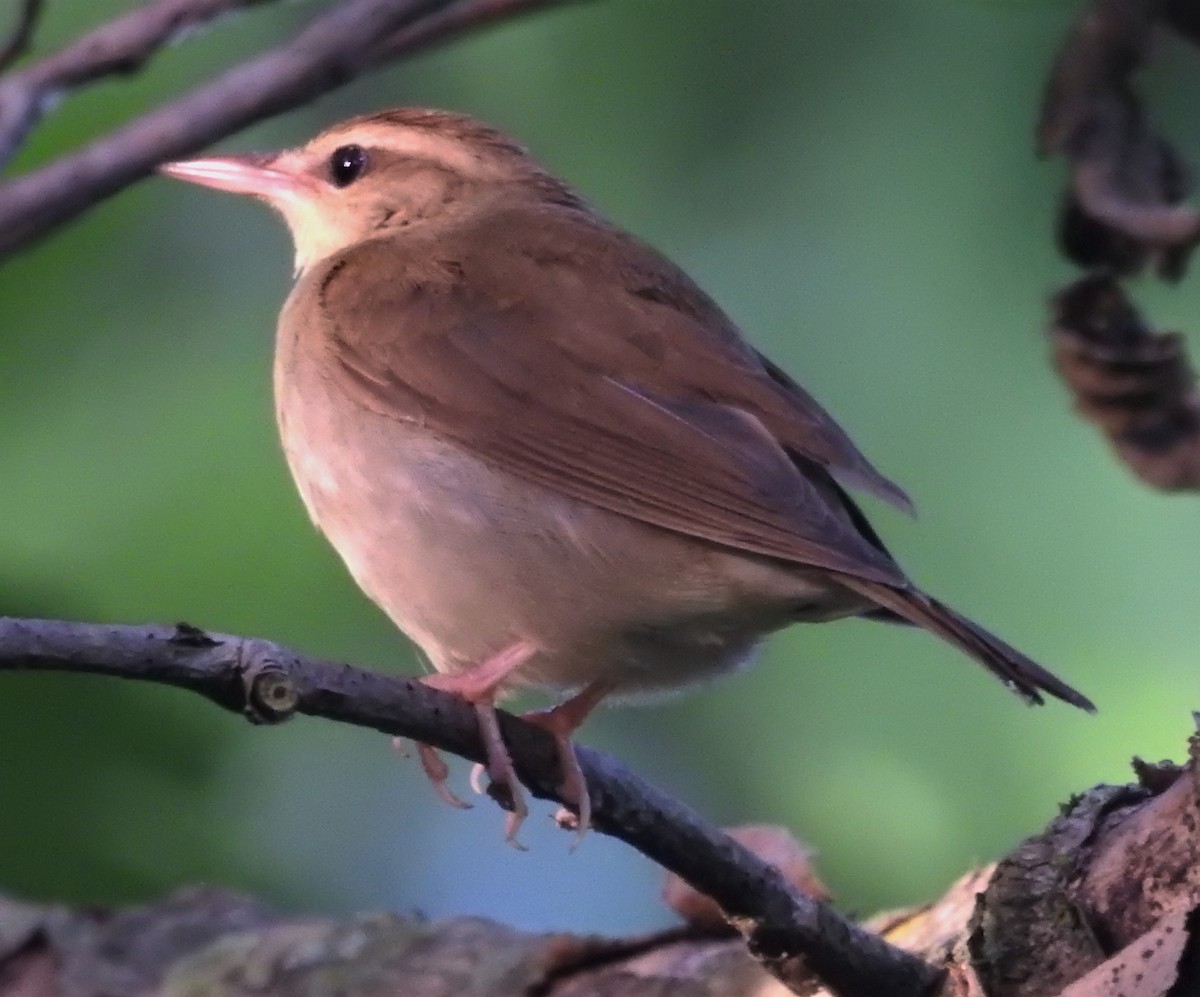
[160,108,583,274]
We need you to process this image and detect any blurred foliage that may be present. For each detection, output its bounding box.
[3,0,1199,935]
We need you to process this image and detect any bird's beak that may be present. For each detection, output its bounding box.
[158,154,312,203]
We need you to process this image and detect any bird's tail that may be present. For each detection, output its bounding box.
[834,575,1095,712]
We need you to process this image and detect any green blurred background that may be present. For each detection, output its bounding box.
[3,0,1199,934]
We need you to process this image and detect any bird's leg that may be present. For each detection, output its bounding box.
[471,698,528,846]
[416,640,537,844]
[519,678,615,840]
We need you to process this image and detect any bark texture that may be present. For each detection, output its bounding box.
[3,732,1199,996]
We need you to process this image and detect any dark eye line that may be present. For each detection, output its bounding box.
[329,145,367,188]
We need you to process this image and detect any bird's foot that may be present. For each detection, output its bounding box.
[517,679,614,843]
[411,640,537,846]
[416,741,471,810]
[392,737,472,808]
[471,699,529,847]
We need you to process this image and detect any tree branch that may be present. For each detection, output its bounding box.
[0,0,43,75]
[374,0,575,62]
[0,0,584,260]
[0,615,941,997]
[0,0,283,173]
[0,0,264,160]
[5,688,1199,997]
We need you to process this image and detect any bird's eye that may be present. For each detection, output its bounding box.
[329,145,367,187]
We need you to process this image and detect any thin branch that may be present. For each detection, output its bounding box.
[0,616,943,997]
[0,0,448,231]
[373,0,573,60]
[0,0,43,74]
[0,0,584,260]
[0,0,269,169]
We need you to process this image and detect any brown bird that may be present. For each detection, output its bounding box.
[161,108,1093,841]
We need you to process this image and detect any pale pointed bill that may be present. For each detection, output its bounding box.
[158,155,313,201]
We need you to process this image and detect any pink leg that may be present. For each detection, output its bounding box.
[472,701,529,848]
[421,640,537,700]
[413,641,537,844]
[521,679,615,842]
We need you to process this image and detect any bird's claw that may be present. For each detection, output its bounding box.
[416,742,471,810]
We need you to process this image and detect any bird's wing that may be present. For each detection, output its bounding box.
[479,213,915,516]
[310,226,909,585]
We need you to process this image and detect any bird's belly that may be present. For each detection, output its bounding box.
[277,387,860,697]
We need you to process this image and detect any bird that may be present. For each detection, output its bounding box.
[160,107,1094,842]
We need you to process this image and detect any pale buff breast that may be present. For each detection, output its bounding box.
[273,326,867,699]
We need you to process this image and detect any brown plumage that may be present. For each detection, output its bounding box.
[161,108,1093,841]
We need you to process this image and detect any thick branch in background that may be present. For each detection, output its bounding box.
[0,0,586,259]
[1040,0,1200,491]
[2,618,1200,995]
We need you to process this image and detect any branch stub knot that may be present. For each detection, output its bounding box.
[236,640,297,724]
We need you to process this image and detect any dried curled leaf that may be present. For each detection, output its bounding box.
[1039,0,1200,279]
[1050,277,1200,491]
[661,825,830,933]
